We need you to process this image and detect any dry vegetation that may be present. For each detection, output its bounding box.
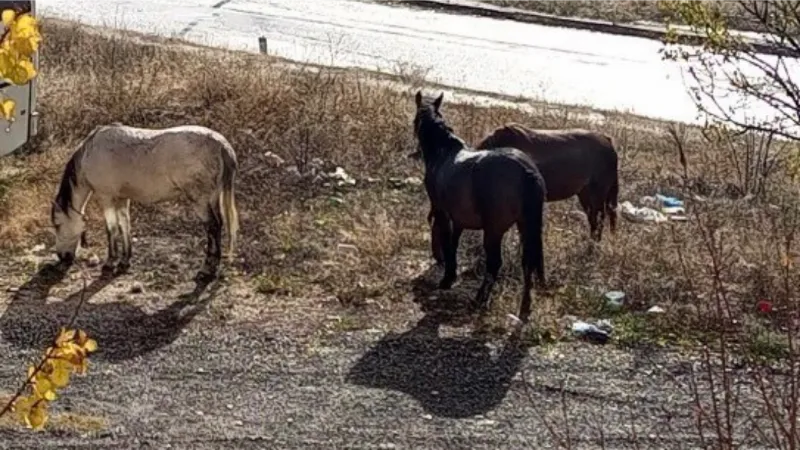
[0,15,798,447]
[0,18,797,347]
[483,1,766,32]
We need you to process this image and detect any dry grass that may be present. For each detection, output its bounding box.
[482,1,764,32]
[0,19,798,350]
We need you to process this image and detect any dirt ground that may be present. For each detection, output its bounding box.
[0,236,763,449]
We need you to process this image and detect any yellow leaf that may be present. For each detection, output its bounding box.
[1,9,16,27]
[49,359,72,388]
[0,98,14,120]
[25,401,49,430]
[83,338,98,353]
[56,328,77,345]
[33,373,56,401]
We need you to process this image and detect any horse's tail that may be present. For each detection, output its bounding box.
[521,165,546,287]
[219,144,239,260]
[603,134,619,235]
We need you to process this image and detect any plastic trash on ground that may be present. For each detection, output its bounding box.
[571,320,610,345]
[620,201,668,223]
[604,291,625,310]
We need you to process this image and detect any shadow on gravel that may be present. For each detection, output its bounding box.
[0,263,219,363]
[346,311,531,418]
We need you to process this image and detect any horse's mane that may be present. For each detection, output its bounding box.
[418,106,465,154]
[53,126,101,217]
[54,153,79,216]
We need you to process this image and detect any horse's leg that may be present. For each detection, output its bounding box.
[437,213,460,290]
[474,230,503,312]
[100,198,120,274]
[196,199,223,283]
[116,198,132,273]
[429,211,444,266]
[590,182,606,241]
[578,188,600,241]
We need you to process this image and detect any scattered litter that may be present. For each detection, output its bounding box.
[263,151,285,167]
[757,300,773,313]
[422,414,433,420]
[625,193,687,223]
[7,286,19,293]
[596,319,614,332]
[647,305,665,315]
[30,243,46,253]
[328,166,356,186]
[226,404,234,410]
[620,201,667,223]
[571,320,611,345]
[388,176,423,189]
[656,194,684,208]
[604,291,625,310]
[336,243,359,255]
[506,313,523,327]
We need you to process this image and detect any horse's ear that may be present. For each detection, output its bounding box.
[415,90,423,107]
[433,92,444,111]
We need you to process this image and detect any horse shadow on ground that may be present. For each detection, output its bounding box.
[347,264,532,419]
[0,263,219,363]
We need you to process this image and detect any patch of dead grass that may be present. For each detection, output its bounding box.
[0,19,798,351]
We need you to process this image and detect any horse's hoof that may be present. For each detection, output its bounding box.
[437,277,455,290]
[116,262,131,274]
[194,270,217,284]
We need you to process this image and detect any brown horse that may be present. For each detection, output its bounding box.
[428,123,619,264]
[412,91,547,323]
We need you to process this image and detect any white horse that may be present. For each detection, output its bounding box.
[51,123,239,282]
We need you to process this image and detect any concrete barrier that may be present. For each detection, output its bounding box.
[391,0,798,58]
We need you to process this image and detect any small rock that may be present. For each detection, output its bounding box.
[86,254,101,267]
[309,157,325,170]
[422,414,433,420]
[378,444,397,450]
[7,286,19,293]
[130,282,144,294]
[196,367,206,374]
[477,419,497,426]
[226,404,233,410]
[287,418,294,424]
[234,420,244,427]
[403,176,422,186]
[31,243,46,253]
[196,411,204,416]
[263,151,285,166]
[647,305,665,314]
[364,176,381,184]
[285,165,302,181]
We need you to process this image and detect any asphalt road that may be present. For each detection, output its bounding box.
[36,0,790,127]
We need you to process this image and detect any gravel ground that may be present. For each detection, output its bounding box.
[0,237,757,449]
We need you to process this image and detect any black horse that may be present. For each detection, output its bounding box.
[411,91,547,323]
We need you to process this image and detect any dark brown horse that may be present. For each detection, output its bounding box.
[428,122,619,264]
[412,91,547,323]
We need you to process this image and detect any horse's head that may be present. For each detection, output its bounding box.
[50,201,86,265]
[411,90,446,161]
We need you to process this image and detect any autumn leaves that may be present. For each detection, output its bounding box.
[0,7,42,121]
